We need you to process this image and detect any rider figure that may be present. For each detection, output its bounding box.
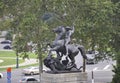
[64,26,74,56]
[49,25,74,59]
[53,25,74,45]
[65,26,74,45]
[54,26,66,42]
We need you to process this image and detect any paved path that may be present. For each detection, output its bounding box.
[0,58,38,68]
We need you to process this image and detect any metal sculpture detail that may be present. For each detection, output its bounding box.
[44,26,87,73]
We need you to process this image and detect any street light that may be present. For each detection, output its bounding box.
[13,34,19,68]
[16,33,21,68]
[16,53,19,68]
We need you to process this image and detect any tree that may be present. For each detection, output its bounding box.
[110,1,120,83]
[1,0,119,82]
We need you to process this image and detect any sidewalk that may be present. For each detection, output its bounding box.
[0,58,38,68]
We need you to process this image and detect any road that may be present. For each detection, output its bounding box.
[0,37,114,82]
[0,69,39,83]
[75,52,115,83]
[0,51,116,83]
[86,60,115,83]
[0,60,115,83]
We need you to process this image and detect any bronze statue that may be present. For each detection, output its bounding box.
[44,25,87,73]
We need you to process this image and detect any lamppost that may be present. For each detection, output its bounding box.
[13,34,19,68]
[16,32,21,68]
[16,51,19,68]
[13,26,19,68]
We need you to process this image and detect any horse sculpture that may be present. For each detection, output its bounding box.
[44,26,87,73]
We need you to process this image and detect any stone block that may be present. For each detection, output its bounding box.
[41,72,88,83]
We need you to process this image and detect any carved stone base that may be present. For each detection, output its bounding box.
[41,72,88,83]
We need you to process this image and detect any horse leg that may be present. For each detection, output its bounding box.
[56,51,62,60]
[49,63,58,73]
[48,46,59,56]
[66,45,71,61]
[67,54,75,68]
[48,50,52,57]
[66,51,81,70]
[78,45,87,59]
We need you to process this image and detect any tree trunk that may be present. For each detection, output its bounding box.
[37,43,43,83]
[112,52,120,83]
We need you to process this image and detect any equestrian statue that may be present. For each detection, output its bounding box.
[44,25,87,73]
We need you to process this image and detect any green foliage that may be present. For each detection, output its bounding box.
[112,52,120,83]
[112,65,120,83]
[111,1,120,83]
[0,0,120,80]
[5,31,12,40]
[0,1,4,17]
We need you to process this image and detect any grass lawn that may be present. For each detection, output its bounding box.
[0,50,38,71]
[0,50,38,58]
[0,51,46,71]
[0,57,24,66]
[0,50,16,57]
[0,63,39,71]
[0,51,23,66]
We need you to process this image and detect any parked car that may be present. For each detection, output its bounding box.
[22,66,39,75]
[0,40,11,44]
[86,51,98,64]
[0,73,3,78]
[19,76,39,83]
[3,45,12,49]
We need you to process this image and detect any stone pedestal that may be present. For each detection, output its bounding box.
[41,72,88,83]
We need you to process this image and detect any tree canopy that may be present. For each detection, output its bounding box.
[0,0,120,82]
